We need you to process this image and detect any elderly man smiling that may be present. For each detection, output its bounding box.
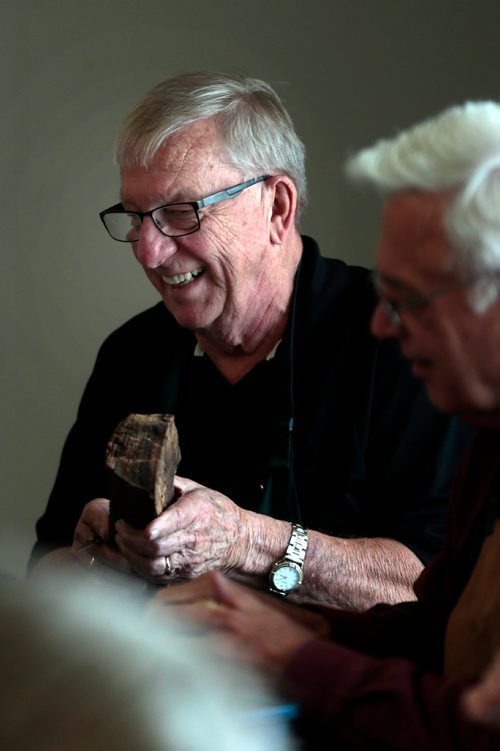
[31,72,468,609]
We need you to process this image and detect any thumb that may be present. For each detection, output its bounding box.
[174,475,202,494]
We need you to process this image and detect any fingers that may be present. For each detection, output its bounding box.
[72,537,133,575]
[154,571,263,610]
[71,498,175,584]
[73,498,111,545]
[72,498,133,575]
[146,495,191,540]
[164,600,232,633]
[173,475,201,494]
[114,534,171,581]
[114,516,184,556]
[206,570,260,609]
[150,574,248,632]
[86,479,243,583]
[150,572,320,674]
[113,518,184,583]
[115,519,165,555]
[72,499,107,562]
[154,571,231,605]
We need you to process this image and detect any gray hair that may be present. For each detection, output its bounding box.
[346,101,500,310]
[116,71,307,221]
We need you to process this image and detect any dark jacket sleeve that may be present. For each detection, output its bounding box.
[29,304,173,568]
[30,345,128,564]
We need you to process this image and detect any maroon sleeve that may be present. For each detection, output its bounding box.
[281,638,498,750]
[277,432,500,749]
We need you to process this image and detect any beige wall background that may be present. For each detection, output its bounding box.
[2,0,499,575]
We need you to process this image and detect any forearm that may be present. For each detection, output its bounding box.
[294,531,422,609]
[237,514,422,610]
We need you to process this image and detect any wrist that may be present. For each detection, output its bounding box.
[269,523,309,597]
[234,512,292,575]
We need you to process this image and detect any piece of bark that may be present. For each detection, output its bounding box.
[106,413,181,535]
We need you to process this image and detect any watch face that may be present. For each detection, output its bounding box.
[272,564,301,592]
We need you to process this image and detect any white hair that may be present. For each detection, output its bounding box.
[0,572,292,751]
[116,71,307,222]
[346,101,500,310]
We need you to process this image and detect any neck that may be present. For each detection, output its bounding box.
[459,408,500,430]
[197,232,302,383]
[197,303,290,385]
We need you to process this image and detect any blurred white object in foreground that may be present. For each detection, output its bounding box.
[0,571,294,750]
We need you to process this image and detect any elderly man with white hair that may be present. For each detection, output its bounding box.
[157,101,500,750]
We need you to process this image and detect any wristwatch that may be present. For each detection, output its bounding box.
[269,523,309,596]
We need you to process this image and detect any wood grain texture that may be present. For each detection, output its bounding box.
[106,413,181,534]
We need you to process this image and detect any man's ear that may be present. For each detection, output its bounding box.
[268,176,297,245]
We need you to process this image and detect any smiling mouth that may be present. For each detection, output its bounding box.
[160,267,205,287]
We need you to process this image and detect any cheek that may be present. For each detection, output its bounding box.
[196,218,239,257]
[465,336,500,385]
[144,268,161,290]
[206,226,256,277]
[433,325,497,402]
[450,319,492,371]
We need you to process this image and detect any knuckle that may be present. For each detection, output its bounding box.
[148,539,164,557]
[140,559,161,578]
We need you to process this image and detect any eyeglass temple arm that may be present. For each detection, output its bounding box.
[197,176,269,209]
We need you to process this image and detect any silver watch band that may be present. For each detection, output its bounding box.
[285,523,308,565]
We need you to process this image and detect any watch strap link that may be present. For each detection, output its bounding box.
[268,522,309,596]
[284,523,308,565]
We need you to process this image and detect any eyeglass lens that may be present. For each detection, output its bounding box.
[104,204,199,241]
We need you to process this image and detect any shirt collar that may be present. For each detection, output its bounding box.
[193,340,281,361]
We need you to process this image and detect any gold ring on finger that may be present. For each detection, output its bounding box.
[163,555,172,576]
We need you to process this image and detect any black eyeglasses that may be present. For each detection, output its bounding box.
[99,175,270,242]
[372,270,500,326]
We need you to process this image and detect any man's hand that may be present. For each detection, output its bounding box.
[72,498,133,575]
[112,476,273,583]
[151,571,331,674]
[70,479,288,587]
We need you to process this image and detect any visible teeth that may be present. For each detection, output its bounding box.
[161,268,203,286]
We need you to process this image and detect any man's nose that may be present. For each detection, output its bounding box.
[370,302,401,339]
[132,218,177,268]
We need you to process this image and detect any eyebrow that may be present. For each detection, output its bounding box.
[378,264,459,294]
[376,273,417,295]
[120,193,186,210]
[122,185,219,211]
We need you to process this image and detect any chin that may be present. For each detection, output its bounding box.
[427,380,500,420]
[162,302,212,331]
[425,383,463,415]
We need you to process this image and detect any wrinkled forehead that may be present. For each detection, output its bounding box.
[119,120,238,204]
[151,119,229,170]
[377,189,459,283]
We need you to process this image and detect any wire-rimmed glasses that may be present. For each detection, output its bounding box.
[372,270,500,326]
